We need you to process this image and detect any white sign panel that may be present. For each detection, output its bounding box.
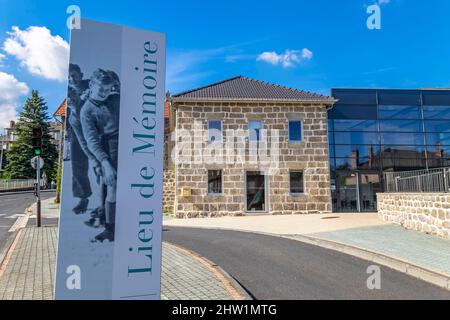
[31,156,44,169]
[55,19,166,300]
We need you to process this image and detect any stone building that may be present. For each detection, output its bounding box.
[171,76,335,218]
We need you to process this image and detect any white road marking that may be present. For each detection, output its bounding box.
[5,214,27,219]
[8,215,29,233]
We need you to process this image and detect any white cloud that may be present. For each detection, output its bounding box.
[378,0,391,4]
[3,26,69,81]
[301,48,313,60]
[0,53,5,66]
[257,49,313,68]
[0,72,29,131]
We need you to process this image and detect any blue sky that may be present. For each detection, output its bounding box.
[0,0,449,129]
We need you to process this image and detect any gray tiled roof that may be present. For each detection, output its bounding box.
[172,76,335,103]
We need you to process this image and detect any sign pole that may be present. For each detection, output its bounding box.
[36,157,41,227]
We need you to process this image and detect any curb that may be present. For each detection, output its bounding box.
[165,242,253,300]
[0,230,20,273]
[163,224,450,291]
[0,189,56,197]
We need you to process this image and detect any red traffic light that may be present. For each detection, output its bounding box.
[32,127,42,154]
[32,127,42,138]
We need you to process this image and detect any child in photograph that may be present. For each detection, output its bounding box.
[67,63,99,214]
[80,69,120,242]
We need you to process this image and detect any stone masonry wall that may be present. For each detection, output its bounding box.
[174,101,332,218]
[163,170,175,214]
[377,193,450,240]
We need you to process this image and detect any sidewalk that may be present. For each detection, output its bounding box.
[164,213,450,287]
[307,225,450,276]
[0,198,248,300]
[26,197,60,219]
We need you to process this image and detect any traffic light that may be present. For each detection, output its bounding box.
[32,127,42,156]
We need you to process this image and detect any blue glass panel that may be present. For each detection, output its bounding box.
[334,132,379,145]
[331,89,377,105]
[426,132,450,145]
[380,146,427,158]
[335,145,380,158]
[335,158,353,170]
[423,106,450,119]
[288,121,302,141]
[327,119,334,131]
[425,120,450,133]
[381,145,426,153]
[333,119,377,132]
[378,105,421,119]
[422,90,450,106]
[377,90,421,105]
[332,104,377,120]
[380,132,425,145]
[335,157,379,170]
[329,145,335,158]
[328,130,334,145]
[379,120,423,132]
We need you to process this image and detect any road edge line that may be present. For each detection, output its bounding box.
[165,241,252,300]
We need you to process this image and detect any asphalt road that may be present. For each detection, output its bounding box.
[163,227,450,300]
[0,191,56,253]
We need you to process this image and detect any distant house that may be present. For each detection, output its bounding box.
[170,76,335,218]
[53,98,67,165]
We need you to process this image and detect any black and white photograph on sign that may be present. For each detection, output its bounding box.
[66,64,120,243]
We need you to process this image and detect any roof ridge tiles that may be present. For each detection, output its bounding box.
[172,75,242,98]
[172,75,334,102]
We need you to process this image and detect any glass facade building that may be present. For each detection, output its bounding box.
[329,89,450,212]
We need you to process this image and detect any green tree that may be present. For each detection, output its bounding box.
[4,90,58,182]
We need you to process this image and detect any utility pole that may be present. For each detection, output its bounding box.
[32,127,43,227]
[36,158,41,227]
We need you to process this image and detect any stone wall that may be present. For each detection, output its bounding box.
[163,170,175,214]
[377,193,450,240]
[174,101,332,218]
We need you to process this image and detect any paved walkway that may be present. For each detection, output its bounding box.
[27,197,59,219]
[0,226,244,300]
[164,213,389,235]
[309,225,450,276]
[164,213,450,278]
